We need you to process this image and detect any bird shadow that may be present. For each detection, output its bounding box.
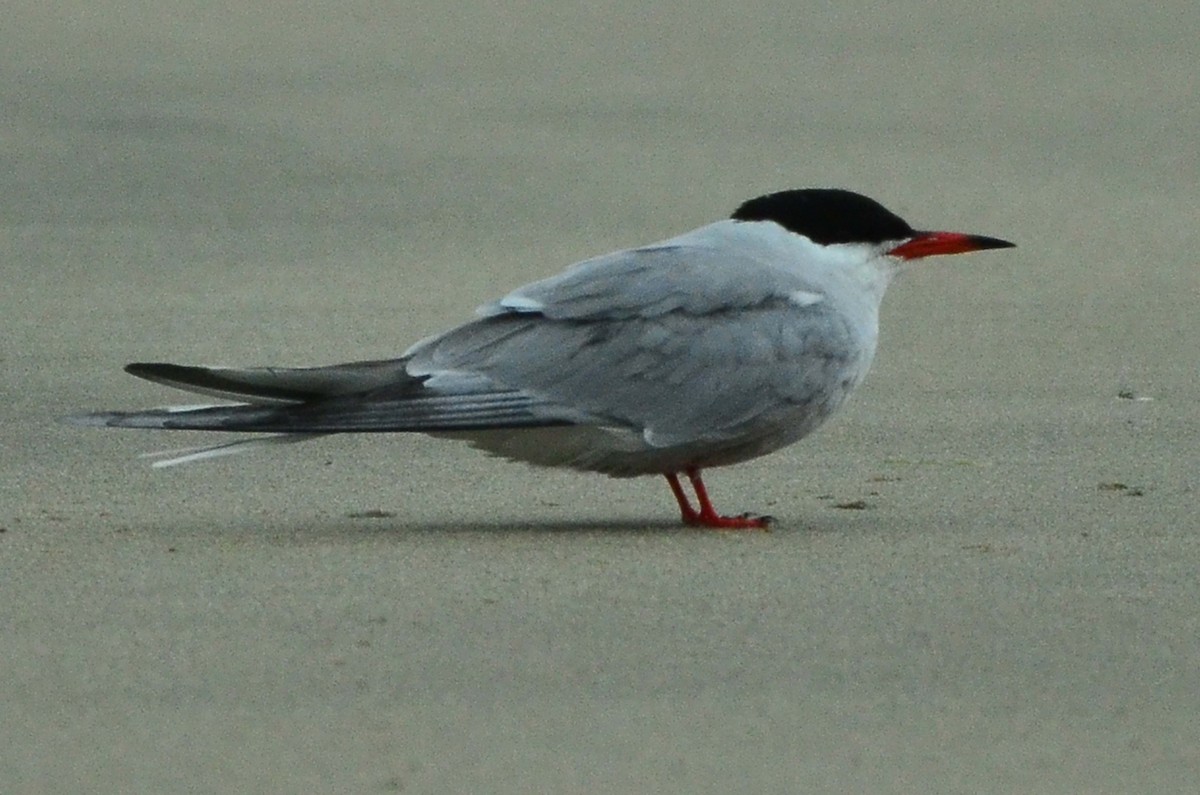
[113,509,839,544]
[301,510,857,541]
[319,516,760,538]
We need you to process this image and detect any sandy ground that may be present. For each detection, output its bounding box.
[3,2,1198,792]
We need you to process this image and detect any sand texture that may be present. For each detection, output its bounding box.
[3,2,1198,792]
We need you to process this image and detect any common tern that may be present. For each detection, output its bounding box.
[69,188,1015,529]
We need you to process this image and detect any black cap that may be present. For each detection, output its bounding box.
[732,189,915,246]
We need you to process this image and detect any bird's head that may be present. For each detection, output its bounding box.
[732,188,1015,265]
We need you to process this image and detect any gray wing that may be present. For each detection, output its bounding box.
[409,243,864,447]
[476,236,826,320]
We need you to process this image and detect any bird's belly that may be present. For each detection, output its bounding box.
[431,425,658,477]
[432,374,858,478]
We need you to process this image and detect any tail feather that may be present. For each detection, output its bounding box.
[65,403,275,430]
[67,359,588,468]
[66,389,575,434]
[125,359,416,405]
[140,433,325,468]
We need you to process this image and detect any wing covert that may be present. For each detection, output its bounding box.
[409,299,869,447]
[478,223,827,321]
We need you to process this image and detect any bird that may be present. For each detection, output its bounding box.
[68,188,1015,529]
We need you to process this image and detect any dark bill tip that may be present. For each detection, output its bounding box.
[965,234,1017,251]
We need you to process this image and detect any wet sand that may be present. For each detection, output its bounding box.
[3,2,1198,791]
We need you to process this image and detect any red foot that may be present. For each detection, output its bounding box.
[683,511,772,530]
[664,470,772,531]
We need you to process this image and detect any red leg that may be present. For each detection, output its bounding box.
[663,468,771,530]
[664,472,701,525]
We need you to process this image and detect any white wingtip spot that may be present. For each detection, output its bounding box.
[162,403,228,413]
[788,290,825,307]
[482,295,544,317]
